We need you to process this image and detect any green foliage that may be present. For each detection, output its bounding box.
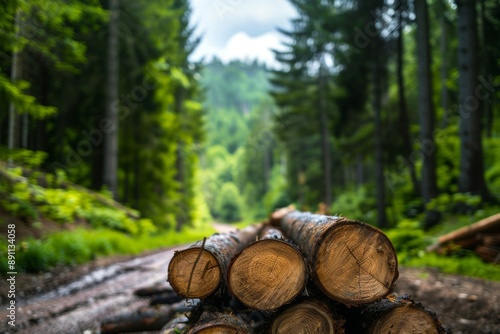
[386,220,429,260]
[215,182,243,223]
[331,186,377,225]
[405,253,500,281]
[0,225,215,273]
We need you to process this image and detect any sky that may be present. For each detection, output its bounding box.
[189,0,297,67]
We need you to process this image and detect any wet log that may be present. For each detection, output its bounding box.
[134,285,174,297]
[187,311,251,334]
[270,298,345,334]
[168,224,262,299]
[228,227,308,310]
[360,295,450,334]
[100,303,190,333]
[160,314,189,334]
[269,206,295,226]
[279,211,398,306]
[150,291,185,305]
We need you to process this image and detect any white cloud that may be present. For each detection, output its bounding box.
[190,0,296,67]
[212,31,287,67]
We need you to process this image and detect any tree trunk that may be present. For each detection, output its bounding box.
[103,0,120,199]
[372,40,387,228]
[479,0,493,137]
[456,0,489,198]
[439,0,450,127]
[7,9,23,165]
[279,211,398,306]
[187,311,251,334]
[360,295,450,333]
[271,298,345,334]
[396,0,419,196]
[100,303,190,333]
[168,224,262,299]
[319,63,332,208]
[415,0,438,206]
[227,227,308,310]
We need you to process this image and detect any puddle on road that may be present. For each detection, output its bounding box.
[18,256,154,306]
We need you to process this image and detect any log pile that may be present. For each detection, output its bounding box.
[100,209,450,333]
[429,213,500,263]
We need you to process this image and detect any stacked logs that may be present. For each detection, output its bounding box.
[164,208,450,333]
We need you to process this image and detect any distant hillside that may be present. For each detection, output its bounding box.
[201,58,271,114]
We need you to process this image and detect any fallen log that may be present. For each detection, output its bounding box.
[100,302,190,333]
[150,291,185,305]
[270,298,345,334]
[228,227,308,310]
[432,213,500,251]
[279,211,398,306]
[360,295,450,334]
[168,224,262,299]
[187,311,251,334]
[134,285,174,297]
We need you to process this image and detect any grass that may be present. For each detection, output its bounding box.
[0,224,216,273]
[402,252,500,281]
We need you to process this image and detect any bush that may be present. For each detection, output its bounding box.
[215,182,243,222]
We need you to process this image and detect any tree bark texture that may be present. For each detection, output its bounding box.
[456,0,489,198]
[103,0,120,199]
[415,0,438,204]
[360,295,450,333]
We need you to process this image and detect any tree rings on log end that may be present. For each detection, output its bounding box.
[271,299,344,334]
[187,312,251,334]
[370,305,440,334]
[315,222,398,305]
[228,239,308,310]
[168,248,221,299]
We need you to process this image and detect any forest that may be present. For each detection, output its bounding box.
[1,0,500,281]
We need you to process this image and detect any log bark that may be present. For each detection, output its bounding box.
[134,285,174,297]
[100,303,190,333]
[271,298,345,334]
[228,227,308,310]
[187,311,251,334]
[168,224,262,299]
[279,211,398,305]
[360,295,450,333]
[150,291,185,306]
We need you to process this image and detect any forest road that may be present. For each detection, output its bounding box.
[0,224,238,334]
[0,246,182,334]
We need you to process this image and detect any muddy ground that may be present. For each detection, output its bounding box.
[1,245,499,334]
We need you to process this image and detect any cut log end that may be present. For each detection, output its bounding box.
[370,305,440,334]
[271,299,344,334]
[168,248,221,299]
[315,222,398,305]
[228,239,308,310]
[187,312,251,334]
